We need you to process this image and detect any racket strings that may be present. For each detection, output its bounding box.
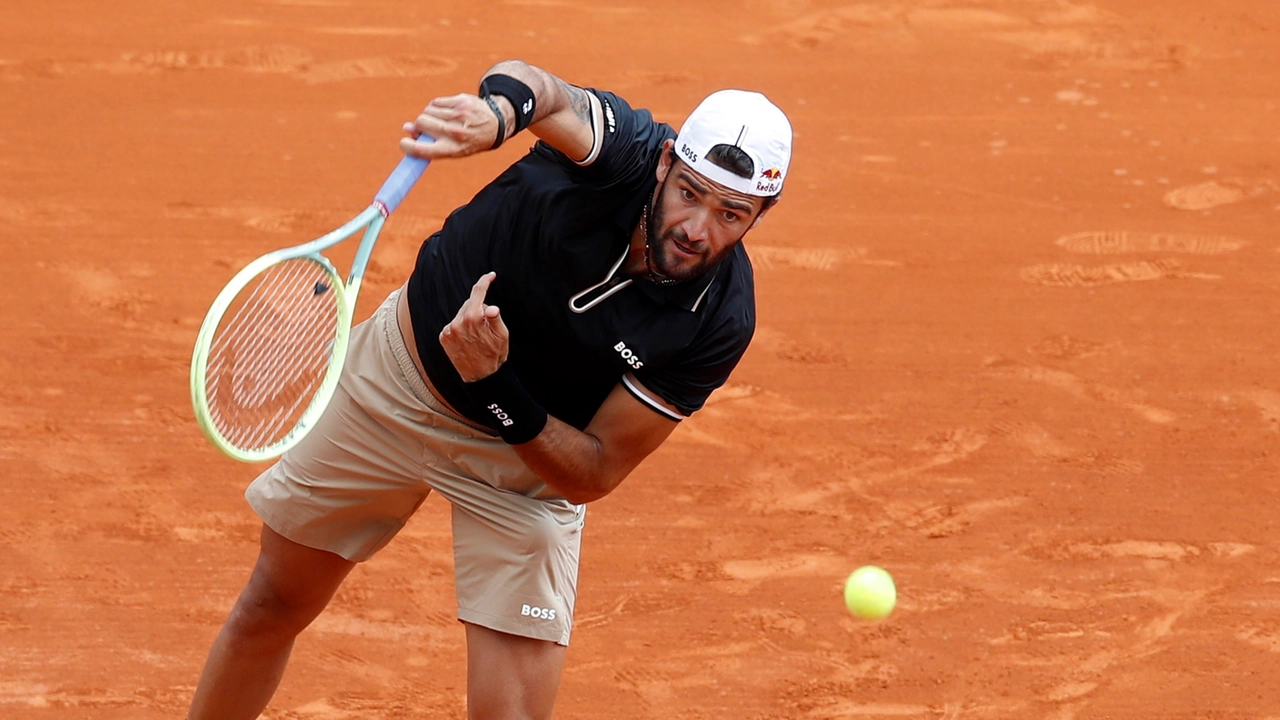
[205,258,341,449]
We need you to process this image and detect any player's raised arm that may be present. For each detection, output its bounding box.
[399,60,597,163]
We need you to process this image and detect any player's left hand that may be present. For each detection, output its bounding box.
[440,271,510,382]
[400,93,504,160]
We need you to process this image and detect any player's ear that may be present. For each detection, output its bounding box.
[748,201,773,231]
[656,139,675,183]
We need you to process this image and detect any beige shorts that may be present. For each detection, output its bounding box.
[246,290,586,645]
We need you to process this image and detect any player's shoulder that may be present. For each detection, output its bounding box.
[723,243,756,300]
[528,87,673,186]
[701,244,756,331]
[583,88,676,146]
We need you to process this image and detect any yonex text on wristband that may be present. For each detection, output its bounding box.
[479,74,537,135]
[463,363,548,444]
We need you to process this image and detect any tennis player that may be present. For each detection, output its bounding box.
[187,59,792,720]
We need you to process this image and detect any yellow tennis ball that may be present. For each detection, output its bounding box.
[843,565,896,620]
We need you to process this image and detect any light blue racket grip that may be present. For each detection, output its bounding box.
[374,135,433,215]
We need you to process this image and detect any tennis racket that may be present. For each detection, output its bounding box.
[190,143,431,462]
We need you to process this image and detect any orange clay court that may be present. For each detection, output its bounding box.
[2,1,1279,718]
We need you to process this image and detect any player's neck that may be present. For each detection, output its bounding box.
[623,193,656,277]
[622,219,647,276]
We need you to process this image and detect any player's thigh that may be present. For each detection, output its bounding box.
[235,524,357,633]
[246,309,439,563]
[464,622,565,720]
[443,488,584,645]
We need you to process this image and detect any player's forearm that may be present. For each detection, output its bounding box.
[399,62,589,161]
[481,61,562,126]
[480,60,593,161]
[510,418,624,505]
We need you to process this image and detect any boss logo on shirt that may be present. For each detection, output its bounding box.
[613,341,644,370]
[521,604,557,621]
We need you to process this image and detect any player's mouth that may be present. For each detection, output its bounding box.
[670,235,699,258]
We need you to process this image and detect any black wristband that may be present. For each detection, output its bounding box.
[463,363,548,445]
[479,74,537,135]
[482,95,506,150]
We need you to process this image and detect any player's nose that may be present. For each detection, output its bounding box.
[683,208,713,245]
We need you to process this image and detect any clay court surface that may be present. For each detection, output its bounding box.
[3,0,1280,717]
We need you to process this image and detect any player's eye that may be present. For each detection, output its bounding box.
[679,188,696,202]
[721,210,741,223]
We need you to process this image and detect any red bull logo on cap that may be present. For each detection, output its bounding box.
[756,166,784,193]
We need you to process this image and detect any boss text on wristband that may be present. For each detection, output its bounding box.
[463,363,548,444]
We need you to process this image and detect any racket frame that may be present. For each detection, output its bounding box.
[190,144,431,462]
[190,206,387,462]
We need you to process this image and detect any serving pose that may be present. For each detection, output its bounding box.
[187,59,792,720]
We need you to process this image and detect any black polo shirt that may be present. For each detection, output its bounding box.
[404,88,755,432]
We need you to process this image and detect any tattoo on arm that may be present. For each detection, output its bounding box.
[556,79,593,126]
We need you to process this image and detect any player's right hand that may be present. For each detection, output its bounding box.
[400,93,506,160]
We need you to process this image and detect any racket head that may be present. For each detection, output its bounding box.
[190,252,354,462]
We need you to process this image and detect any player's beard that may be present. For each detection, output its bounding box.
[644,178,740,284]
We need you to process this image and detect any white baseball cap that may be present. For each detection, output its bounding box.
[674,89,792,197]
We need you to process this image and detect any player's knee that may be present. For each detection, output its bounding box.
[225,572,325,639]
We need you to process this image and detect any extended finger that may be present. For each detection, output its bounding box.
[466,272,496,311]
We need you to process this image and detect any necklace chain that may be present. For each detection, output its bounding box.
[640,202,679,286]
